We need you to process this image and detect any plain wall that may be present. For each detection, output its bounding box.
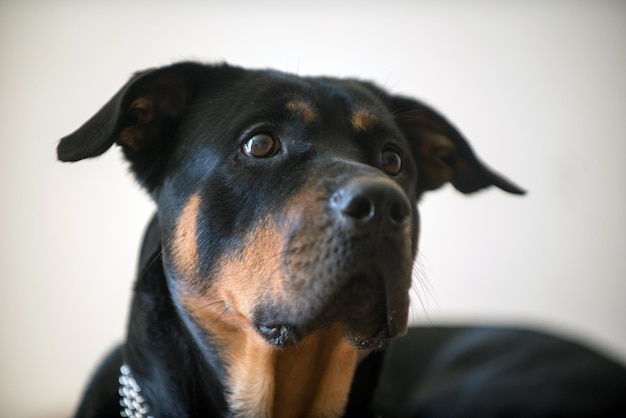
[1,1,625,416]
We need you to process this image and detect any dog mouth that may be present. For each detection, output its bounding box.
[324,271,410,349]
[254,271,410,350]
[249,170,415,350]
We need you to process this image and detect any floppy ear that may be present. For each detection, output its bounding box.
[57,62,220,191]
[388,95,525,196]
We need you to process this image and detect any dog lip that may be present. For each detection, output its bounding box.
[386,303,409,337]
[254,266,410,349]
[384,278,411,338]
[256,323,299,347]
[317,272,398,344]
[349,328,388,350]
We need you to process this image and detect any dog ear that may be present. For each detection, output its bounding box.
[388,95,525,196]
[57,62,217,190]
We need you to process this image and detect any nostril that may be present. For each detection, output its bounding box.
[342,196,374,220]
[390,201,409,225]
[332,176,411,228]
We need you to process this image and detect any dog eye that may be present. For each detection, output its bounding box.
[243,133,280,158]
[381,149,402,175]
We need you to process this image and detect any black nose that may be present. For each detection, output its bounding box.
[332,177,411,228]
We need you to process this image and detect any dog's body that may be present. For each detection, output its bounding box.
[59,62,526,417]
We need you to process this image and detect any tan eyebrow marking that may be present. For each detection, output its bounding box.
[285,100,317,124]
[351,109,378,132]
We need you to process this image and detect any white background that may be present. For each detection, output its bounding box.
[1,1,625,416]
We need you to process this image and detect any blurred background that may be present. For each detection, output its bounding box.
[1,0,625,416]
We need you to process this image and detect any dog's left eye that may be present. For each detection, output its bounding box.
[243,133,280,158]
[381,149,402,175]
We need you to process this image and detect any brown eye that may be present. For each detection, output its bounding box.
[381,149,402,175]
[243,133,279,158]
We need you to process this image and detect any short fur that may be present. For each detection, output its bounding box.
[58,62,524,417]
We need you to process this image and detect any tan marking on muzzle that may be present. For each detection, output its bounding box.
[178,217,283,416]
[177,209,361,416]
[217,217,286,316]
[171,192,201,279]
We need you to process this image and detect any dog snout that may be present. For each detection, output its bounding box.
[331,176,411,230]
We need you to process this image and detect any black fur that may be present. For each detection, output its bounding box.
[59,62,532,417]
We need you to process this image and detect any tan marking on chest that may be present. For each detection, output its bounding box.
[179,216,359,416]
[181,294,359,418]
[178,217,284,416]
[181,292,275,417]
[351,109,378,132]
[176,204,360,416]
[273,324,359,418]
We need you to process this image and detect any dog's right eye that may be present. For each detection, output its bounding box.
[242,133,280,158]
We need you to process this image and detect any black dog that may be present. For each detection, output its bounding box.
[58,62,524,417]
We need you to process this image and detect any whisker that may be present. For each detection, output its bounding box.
[414,257,438,305]
[213,306,228,324]
[189,299,226,315]
[157,299,226,326]
[408,254,438,325]
[380,70,402,94]
[139,248,163,277]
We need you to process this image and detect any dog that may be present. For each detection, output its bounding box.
[58,62,524,417]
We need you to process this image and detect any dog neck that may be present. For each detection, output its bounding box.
[128,220,365,416]
[270,327,360,418]
[184,297,361,417]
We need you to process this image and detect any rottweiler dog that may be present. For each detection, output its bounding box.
[58,62,524,417]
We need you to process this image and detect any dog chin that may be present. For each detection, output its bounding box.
[254,320,393,351]
[254,295,408,350]
[325,272,410,349]
[254,271,410,349]
[342,306,409,350]
[346,327,390,350]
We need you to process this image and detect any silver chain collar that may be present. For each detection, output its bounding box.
[119,364,154,418]
[117,362,386,417]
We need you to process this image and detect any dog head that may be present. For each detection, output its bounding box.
[58,62,523,351]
